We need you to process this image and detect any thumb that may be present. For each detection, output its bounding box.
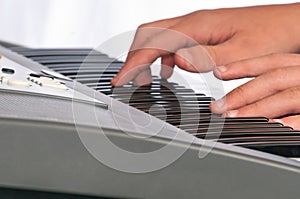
[174,45,216,73]
[173,37,250,73]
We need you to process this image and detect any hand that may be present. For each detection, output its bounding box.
[111,3,300,86]
[210,53,300,130]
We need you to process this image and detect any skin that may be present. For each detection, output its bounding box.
[110,3,300,129]
[211,53,300,129]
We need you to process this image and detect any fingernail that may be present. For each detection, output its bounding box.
[111,77,121,86]
[224,110,238,117]
[272,119,283,124]
[110,77,116,85]
[215,98,225,108]
[216,65,227,73]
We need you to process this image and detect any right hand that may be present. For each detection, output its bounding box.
[111,3,300,86]
[210,53,300,130]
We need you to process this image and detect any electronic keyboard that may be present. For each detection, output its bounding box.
[0,43,300,199]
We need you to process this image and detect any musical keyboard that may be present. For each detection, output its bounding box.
[0,44,300,198]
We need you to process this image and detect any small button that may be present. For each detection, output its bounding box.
[27,75,68,90]
[2,68,15,74]
[0,73,9,79]
[7,78,30,88]
[40,82,68,90]
[40,76,57,83]
[27,76,40,84]
[1,76,11,84]
[29,73,40,78]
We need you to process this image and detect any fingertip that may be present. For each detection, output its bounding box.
[210,98,226,114]
[160,70,171,79]
[213,65,227,80]
[110,79,116,86]
[272,115,300,130]
[160,55,175,79]
[110,77,122,86]
[175,45,217,73]
[213,70,222,80]
[174,49,194,72]
[134,70,152,86]
[173,51,187,66]
[110,72,130,86]
[160,66,174,79]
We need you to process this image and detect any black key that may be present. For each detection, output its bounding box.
[239,141,300,157]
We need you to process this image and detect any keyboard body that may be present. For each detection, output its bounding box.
[0,44,300,199]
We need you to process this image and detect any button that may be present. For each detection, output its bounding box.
[1,76,11,84]
[29,73,40,78]
[40,82,68,90]
[38,76,67,90]
[40,76,59,83]
[27,75,68,90]
[2,68,15,74]
[1,76,31,88]
[7,78,30,88]
[0,73,9,79]
[27,76,40,84]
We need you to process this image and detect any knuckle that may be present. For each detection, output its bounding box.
[268,67,288,86]
[250,101,260,111]
[233,86,246,97]
[283,87,300,114]
[270,53,298,60]
[267,53,283,59]
[266,53,300,66]
[265,53,289,66]
[286,87,300,100]
[231,86,249,105]
[245,101,261,116]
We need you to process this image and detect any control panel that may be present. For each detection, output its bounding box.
[0,55,107,109]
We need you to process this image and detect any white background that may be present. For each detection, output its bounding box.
[0,0,297,95]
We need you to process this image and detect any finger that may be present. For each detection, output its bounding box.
[210,66,300,113]
[111,48,167,86]
[127,16,184,61]
[173,39,242,71]
[272,115,300,130]
[171,35,251,71]
[111,26,195,86]
[174,45,216,73]
[134,68,152,86]
[160,54,175,79]
[200,35,259,67]
[222,87,300,119]
[120,17,184,86]
[214,53,300,80]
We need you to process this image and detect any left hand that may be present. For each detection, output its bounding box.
[210,53,300,130]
